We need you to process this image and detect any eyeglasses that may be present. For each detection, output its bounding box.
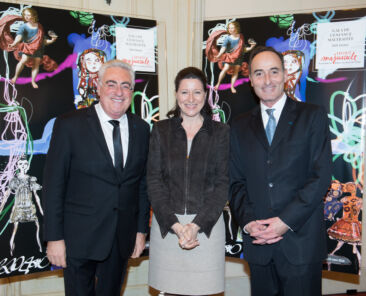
[102,81,133,92]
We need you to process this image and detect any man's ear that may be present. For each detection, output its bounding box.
[97,83,101,96]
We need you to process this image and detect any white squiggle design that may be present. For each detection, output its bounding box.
[87,20,112,51]
[225,243,242,255]
[286,21,312,51]
[132,83,159,129]
[328,81,366,188]
[0,80,31,212]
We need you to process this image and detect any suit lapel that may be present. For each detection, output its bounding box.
[86,106,114,168]
[124,112,136,171]
[250,106,269,150]
[270,97,297,150]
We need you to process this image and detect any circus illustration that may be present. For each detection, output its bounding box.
[0,3,159,277]
[76,48,106,108]
[0,157,43,256]
[0,6,58,88]
[202,10,366,275]
[205,20,256,93]
[327,182,362,273]
[324,180,343,221]
[282,49,304,101]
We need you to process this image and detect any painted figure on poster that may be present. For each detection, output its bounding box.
[0,157,43,256]
[76,48,106,108]
[6,7,58,88]
[327,182,362,272]
[283,50,304,101]
[324,180,343,221]
[206,21,256,93]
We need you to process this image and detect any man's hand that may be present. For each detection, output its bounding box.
[251,217,289,245]
[46,240,67,268]
[244,221,268,244]
[131,232,146,258]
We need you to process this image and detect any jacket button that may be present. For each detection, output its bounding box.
[267,160,272,165]
[269,183,274,188]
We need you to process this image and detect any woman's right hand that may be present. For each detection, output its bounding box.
[171,222,199,250]
[171,222,185,239]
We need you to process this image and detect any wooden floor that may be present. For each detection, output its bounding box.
[324,293,366,296]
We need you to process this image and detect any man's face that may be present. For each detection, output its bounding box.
[249,51,287,107]
[97,67,133,119]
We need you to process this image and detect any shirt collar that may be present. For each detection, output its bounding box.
[260,93,287,114]
[94,103,127,124]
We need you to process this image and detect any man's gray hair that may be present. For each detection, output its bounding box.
[98,59,135,88]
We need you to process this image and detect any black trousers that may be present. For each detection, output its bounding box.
[64,238,128,296]
[248,247,322,296]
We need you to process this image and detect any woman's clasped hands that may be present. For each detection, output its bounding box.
[172,222,200,250]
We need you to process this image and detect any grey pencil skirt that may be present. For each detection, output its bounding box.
[148,213,225,295]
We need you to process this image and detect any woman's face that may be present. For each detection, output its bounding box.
[176,78,206,119]
[228,23,237,35]
[23,10,35,23]
[84,52,103,73]
[284,54,300,74]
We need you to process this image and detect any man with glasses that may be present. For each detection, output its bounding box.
[43,60,150,295]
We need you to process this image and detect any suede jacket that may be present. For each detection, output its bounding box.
[147,115,230,238]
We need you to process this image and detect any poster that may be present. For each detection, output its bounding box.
[0,2,159,277]
[316,19,366,69]
[116,26,156,73]
[203,8,366,274]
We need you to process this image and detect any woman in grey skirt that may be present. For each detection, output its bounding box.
[147,67,229,296]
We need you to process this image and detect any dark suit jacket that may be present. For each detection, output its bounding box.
[43,105,150,260]
[229,97,332,265]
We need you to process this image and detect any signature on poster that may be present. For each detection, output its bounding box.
[0,255,49,275]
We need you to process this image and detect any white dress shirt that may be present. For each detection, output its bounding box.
[94,103,129,167]
[260,93,287,128]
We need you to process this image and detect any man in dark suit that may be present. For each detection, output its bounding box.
[229,46,332,296]
[43,59,150,295]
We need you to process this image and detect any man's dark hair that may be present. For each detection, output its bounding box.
[248,46,284,74]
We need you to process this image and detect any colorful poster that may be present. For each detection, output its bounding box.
[0,2,159,277]
[203,8,366,274]
[316,19,366,69]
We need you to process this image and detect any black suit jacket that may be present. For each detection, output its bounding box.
[43,105,150,260]
[229,97,332,265]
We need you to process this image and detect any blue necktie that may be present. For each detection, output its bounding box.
[109,120,124,172]
[265,108,276,145]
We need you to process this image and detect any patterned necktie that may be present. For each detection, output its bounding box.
[109,120,123,171]
[265,108,276,145]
